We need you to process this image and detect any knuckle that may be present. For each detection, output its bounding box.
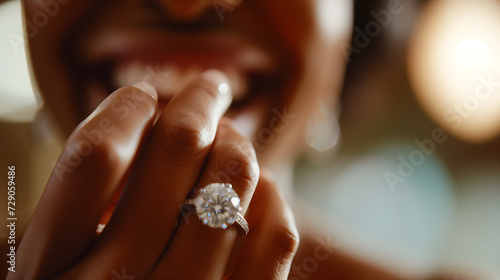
[215,141,259,188]
[92,139,121,166]
[64,135,120,173]
[156,109,213,158]
[89,140,119,168]
[271,218,300,258]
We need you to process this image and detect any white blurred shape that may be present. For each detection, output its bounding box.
[0,1,38,122]
[316,0,353,39]
[455,38,491,71]
[305,105,341,152]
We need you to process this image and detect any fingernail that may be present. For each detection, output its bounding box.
[200,69,232,96]
[132,81,158,101]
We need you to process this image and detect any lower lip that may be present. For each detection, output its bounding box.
[226,94,269,139]
[85,77,267,140]
[112,60,249,102]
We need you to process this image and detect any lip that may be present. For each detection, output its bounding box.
[75,27,282,138]
[81,29,276,74]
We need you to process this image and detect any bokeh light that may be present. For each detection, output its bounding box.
[408,0,500,143]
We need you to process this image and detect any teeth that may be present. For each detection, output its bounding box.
[112,60,249,101]
[224,66,248,101]
[166,66,201,98]
[157,64,177,95]
[112,60,148,88]
[156,64,185,98]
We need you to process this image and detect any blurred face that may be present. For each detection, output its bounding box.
[23,0,351,167]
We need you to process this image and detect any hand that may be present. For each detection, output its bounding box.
[9,70,299,280]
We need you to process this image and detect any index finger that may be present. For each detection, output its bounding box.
[10,83,158,280]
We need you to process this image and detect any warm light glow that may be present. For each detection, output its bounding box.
[408,0,500,142]
[455,39,491,71]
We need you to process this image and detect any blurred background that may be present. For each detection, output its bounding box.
[0,0,499,279]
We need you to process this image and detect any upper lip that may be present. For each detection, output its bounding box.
[80,29,276,75]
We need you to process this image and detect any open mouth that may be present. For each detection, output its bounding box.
[71,26,286,138]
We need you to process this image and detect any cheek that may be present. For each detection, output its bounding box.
[255,0,316,57]
[255,0,353,71]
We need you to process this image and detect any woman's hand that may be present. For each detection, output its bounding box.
[9,70,299,280]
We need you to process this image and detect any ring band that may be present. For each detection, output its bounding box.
[184,183,249,235]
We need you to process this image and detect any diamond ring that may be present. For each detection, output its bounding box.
[184,183,249,235]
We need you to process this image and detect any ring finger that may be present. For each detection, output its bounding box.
[150,118,259,279]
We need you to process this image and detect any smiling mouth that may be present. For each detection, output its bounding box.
[74,27,282,137]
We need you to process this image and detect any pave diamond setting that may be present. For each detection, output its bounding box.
[193,183,241,229]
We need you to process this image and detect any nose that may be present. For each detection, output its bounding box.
[154,0,217,20]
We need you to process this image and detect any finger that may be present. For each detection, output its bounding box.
[11,83,157,280]
[67,70,232,278]
[150,118,259,279]
[226,172,300,280]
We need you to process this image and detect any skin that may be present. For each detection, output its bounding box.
[11,72,299,279]
[22,0,349,166]
[8,0,442,279]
